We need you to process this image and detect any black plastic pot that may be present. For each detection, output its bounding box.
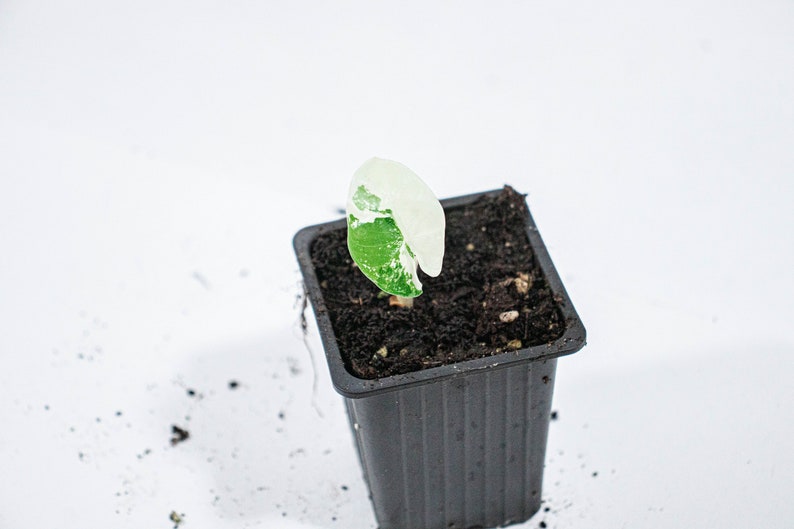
[293,190,586,529]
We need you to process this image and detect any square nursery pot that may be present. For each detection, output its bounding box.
[293,188,586,529]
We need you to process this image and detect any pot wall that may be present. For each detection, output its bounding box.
[345,359,557,529]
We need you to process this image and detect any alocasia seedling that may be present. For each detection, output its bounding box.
[346,157,445,298]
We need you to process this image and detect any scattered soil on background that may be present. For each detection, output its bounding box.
[170,425,190,446]
[309,186,567,379]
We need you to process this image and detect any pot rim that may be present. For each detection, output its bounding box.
[293,189,586,398]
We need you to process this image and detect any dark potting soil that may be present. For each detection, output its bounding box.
[310,186,566,379]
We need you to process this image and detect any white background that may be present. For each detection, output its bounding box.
[1,1,792,528]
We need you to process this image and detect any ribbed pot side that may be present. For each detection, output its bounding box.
[345,359,556,529]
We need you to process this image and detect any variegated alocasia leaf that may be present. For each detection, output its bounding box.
[346,157,445,297]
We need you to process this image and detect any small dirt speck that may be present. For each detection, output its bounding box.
[170,425,190,446]
[228,380,239,390]
[550,410,558,421]
[192,270,210,290]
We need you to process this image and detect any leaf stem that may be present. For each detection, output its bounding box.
[389,295,414,308]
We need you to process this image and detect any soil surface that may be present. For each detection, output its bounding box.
[310,186,566,379]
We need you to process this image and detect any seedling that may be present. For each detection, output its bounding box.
[346,157,445,298]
